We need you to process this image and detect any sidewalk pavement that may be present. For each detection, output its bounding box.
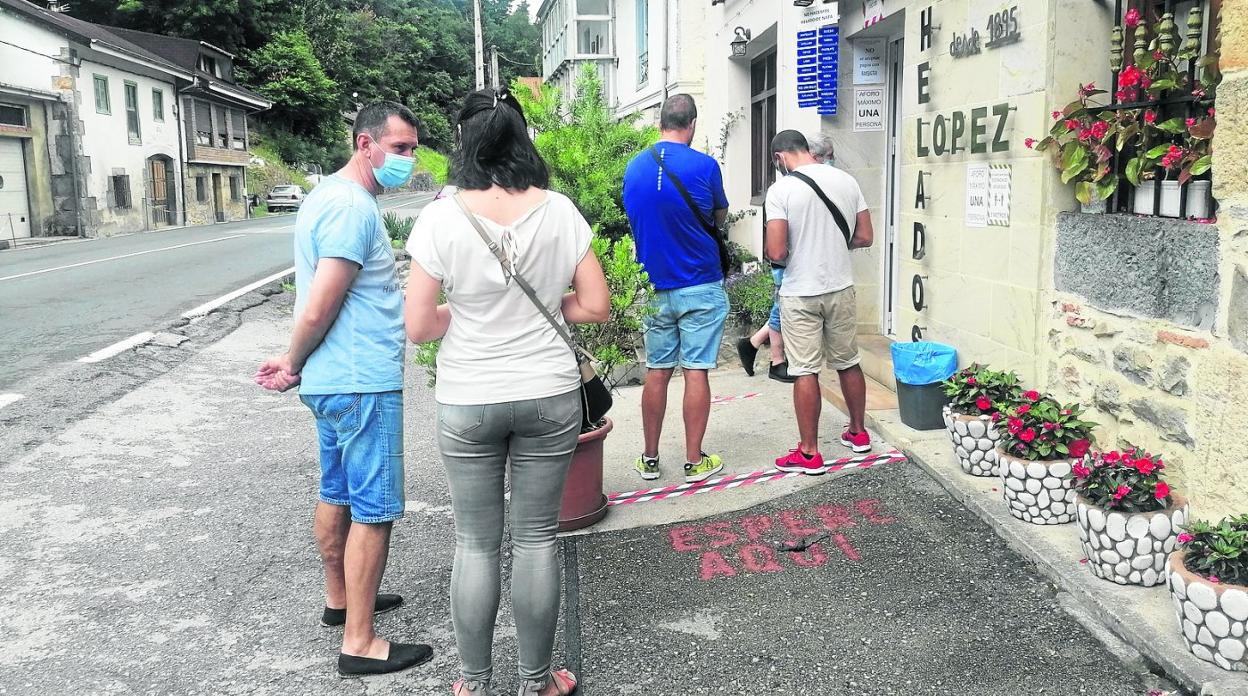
[0,293,1175,694]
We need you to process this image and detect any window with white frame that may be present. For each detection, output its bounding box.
[93,75,110,114]
[636,0,649,86]
[0,103,27,127]
[124,82,141,143]
[152,89,164,122]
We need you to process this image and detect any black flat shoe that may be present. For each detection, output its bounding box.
[737,338,759,376]
[769,362,797,384]
[321,593,404,627]
[338,642,433,677]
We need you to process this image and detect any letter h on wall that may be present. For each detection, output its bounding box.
[920,7,939,52]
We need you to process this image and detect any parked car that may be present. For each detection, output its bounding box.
[266,185,306,213]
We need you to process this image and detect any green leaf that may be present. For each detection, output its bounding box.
[1148,78,1177,92]
[1190,155,1212,176]
[1126,157,1144,186]
[1096,174,1119,201]
[1156,117,1187,134]
[1116,124,1139,152]
[1063,161,1089,184]
[1061,142,1088,170]
[1075,181,1095,205]
[1145,143,1172,159]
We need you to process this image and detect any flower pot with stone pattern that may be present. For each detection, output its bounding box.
[1166,550,1248,671]
[996,450,1080,524]
[942,406,1001,477]
[1076,493,1187,586]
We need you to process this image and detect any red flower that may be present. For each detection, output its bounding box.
[1119,65,1142,88]
[1103,451,1121,463]
[1017,404,1031,415]
[1073,462,1091,479]
[1061,409,1072,416]
[976,396,993,411]
[1069,439,1091,458]
[1091,121,1110,139]
[1134,458,1156,475]
[1025,137,1036,149]
[1154,481,1170,500]
[1064,118,1081,131]
[1023,391,1040,402]
[1186,118,1197,127]
[1143,110,1157,124]
[1124,8,1141,28]
[1177,532,1194,544]
[1113,485,1131,500]
[965,376,977,385]
[1209,107,1216,117]
[1007,418,1024,435]
[991,412,1003,422]
[1140,75,1152,89]
[1078,128,1093,143]
[1052,110,1062,120]
[1019,428,1036,443]
[1153,50,1165,61]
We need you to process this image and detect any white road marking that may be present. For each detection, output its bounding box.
[78,332,156,363]
[0,393,24,410]
[386,193,438,210]
[0,235,245,283]
[181,266,296,319]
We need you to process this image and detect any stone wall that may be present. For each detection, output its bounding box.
[184,163,248,226]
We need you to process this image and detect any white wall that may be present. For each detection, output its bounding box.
[78,59,181,235]
[0,14,64,92]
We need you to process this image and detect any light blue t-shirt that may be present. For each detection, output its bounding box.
[293,175,404,395]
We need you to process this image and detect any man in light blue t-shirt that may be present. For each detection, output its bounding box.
[255,102,432,678]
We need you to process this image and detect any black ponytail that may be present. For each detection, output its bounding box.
[449,88,549,191]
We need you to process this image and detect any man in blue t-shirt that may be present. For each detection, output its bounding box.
[255,102,433,678]
[622,94,730,486]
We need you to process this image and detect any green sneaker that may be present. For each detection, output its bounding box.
[634,455,661,481]
[684,453,723,483]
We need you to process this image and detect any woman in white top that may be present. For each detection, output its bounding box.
[405,88,609,696]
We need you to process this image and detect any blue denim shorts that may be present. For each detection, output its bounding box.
[768,267,785,332]
[644,281,729,370]
[300,391,405,523]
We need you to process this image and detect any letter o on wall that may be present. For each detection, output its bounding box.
[911,324,924,342]
[911,274,926,311]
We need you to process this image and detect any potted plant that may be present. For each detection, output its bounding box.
[1166,514,1248,671]
[1030,83,1120,213]
[1070,446,1186,586]
[996,393,1096,525]
[939,364,1022,477]
[1127,110,1215,218]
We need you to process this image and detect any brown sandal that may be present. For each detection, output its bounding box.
[518,670,577,696]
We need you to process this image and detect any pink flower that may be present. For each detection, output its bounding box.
[1134,458,1157,475]
[1119,65,1142,88]
[1061,409,1072,416]
[1019,428,1036,443]
[1043,422,1058,431]
[966,376,977,385]
[1069,439,1091,458]
[1064,118,1081,131]
[1209,107,1216,117]
[1091,121,1110,139]
[1143,110,1157,124]
[1017,404,1031,416]
[1141,75,1152,89]
[1072,462,1091,479]
[1025,137,1036,149]
[1024,391,1041,402]
[1124,8,1141,28]
[976,396,993,411]
[1177,532,1194,544]
[1154,481,1170,499]
[1113,485,1131,500]
[1210,576,1221,584]
[1007,417,1024,435]
[1186,118,1197,127]
[1052,110,1062,120]
[1103,451,1121,463]
[991,412,1003,422]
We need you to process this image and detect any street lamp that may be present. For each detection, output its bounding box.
[730,27,751,58]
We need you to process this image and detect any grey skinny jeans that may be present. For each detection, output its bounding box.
[437,389,581,684]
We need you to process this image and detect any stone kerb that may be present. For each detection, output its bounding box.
[1167,550,1248,671]
[997,451,1080,524]
[942,405,1001,477]
[1076,493,1187,587]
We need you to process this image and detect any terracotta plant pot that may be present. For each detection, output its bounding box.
[1166,549,1248,671]
[996,449,1081,525]
[942,406,1001,477]
[558,418,612,532]
[1075,493,1187,586]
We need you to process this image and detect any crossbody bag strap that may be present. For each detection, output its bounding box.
[789,170,853,249]
[452,193,593,363]
[648,146,717,235]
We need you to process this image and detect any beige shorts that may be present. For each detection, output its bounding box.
[778,287,861,376]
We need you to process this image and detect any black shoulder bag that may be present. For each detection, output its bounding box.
[453,194,612,430]
[648,146,733,277]
[789,170,854,250]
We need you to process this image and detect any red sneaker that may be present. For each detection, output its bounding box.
[840,428,872,453]
[775,447,826,474]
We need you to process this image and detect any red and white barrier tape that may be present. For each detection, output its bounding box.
[607,451,907,507]
[709,392,761,406]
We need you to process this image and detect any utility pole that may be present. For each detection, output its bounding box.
[473,0,485,90]
[489,46,501,90]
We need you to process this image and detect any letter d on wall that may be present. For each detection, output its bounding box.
[912,222,926,260]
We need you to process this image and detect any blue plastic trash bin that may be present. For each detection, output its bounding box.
[891,341,957,430]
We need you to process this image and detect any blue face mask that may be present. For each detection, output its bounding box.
[372,151,415,188]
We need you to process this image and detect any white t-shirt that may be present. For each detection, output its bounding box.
[407,191,593,406]
[764,163,869,297]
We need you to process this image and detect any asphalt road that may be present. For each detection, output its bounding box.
[0,191,434,393]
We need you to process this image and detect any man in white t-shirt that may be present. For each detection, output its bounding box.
[764,129,875,474]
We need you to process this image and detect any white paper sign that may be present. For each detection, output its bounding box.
[854,38,886,84]
[854,88,885,131]
[864,0,885,28]
[988,164,1012,226]
[966,164,989,228]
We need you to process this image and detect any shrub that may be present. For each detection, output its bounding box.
[724,270,774,328]
[415,146,449,186]
[575,235,653,390]
[1070,446,1172,513]
[382,211,414,246]
[998,393,1096,461]
[1180,515,1248,586]
[941,364,1023,417]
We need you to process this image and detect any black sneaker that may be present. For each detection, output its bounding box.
[736,338,759,376]
[769,362,797,383]
[321,593,404,627]
[338,642,433,677]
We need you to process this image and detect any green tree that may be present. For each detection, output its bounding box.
[237,30,343,142]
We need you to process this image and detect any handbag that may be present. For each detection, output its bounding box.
[647,146,733,277]
[452,193,613,430]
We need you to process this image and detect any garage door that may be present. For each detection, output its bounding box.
[0,139,31,239]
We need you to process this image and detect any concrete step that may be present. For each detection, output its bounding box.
[858,334,897,392]
[820,371,899,417]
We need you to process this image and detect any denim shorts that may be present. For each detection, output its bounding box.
[644,281,729,370]
[300,391,405,523]
[768,267,785,332]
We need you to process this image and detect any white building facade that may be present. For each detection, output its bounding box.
[538,0,616,107]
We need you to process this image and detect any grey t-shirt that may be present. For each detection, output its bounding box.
[764,164,868,298]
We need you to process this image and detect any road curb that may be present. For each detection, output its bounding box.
[864,408,1248,696]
